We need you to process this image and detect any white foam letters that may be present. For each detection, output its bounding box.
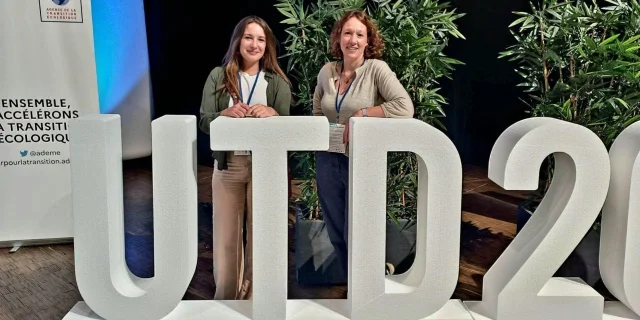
[348,117,470,319]
[208,116,330,320]
[464,118,610,320]
[600,120,640,319]
[68,115,198,320]
[61,115,640,320]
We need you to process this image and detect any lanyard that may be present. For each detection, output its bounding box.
[238,68,261,105]
[335,59,364,122]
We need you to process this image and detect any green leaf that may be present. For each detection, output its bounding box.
[276,7,294,19]
[599,34,620,47]
[608,99,622,114]
[280,17,299,24]
[520,16,535,31]
[622,35,640,45]
[623,115,640,128]
[432,118,446,130]
[547,9,563,20]
[545,49,562,62]
[392,0,402,10]
[604,0,620,6]
[577,46,587,57]
[614,98,630,109]
[509,16,529,28]
[440,57,464,65]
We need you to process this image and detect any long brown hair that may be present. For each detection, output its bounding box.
[221,16,290,102]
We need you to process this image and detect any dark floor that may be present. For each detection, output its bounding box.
[0,158,615,320]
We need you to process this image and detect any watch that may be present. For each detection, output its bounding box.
[361,108,368,117]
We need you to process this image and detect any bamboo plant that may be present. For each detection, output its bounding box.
[500,0,640,226]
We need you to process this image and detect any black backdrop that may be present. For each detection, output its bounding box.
[142,0,530,167]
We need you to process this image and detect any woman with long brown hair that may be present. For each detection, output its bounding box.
[198,15,291,300]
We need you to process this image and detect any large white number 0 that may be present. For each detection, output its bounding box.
[464,117,610,320]
[600,121,640,319]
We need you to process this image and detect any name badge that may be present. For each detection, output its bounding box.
[328,123,346,154]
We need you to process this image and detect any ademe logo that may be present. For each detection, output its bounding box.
[39,0,83,23]
[1,149,66,167]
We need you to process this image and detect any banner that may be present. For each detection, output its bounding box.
[0,0,99,244]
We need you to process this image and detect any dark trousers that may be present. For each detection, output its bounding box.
[315,151,349,280]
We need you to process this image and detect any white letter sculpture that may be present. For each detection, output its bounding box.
[464,117,610,320]
[600,120,640,320]
[68,115,198,320]
[348,117,470,320]
[64,115,333,320]
[208,116,329,320]
[62,114,640,320]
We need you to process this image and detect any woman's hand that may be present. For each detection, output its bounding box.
[248,104,278,118]
[342,106,387,143]
[343,122,350,144]
[343,108,365,144]
[221,102,250,118]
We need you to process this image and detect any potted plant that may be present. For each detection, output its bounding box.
[276,0,465,284]
[500,0,640,286]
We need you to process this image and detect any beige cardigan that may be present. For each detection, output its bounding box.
[312,59,414,124]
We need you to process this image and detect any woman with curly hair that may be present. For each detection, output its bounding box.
[312,10,414,279]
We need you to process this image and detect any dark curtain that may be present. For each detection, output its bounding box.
[441,0,531,166]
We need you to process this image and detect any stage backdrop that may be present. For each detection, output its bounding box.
[0,0,99,244]
[93,0,152,160]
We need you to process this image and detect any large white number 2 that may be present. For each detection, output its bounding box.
[464,117,611,320]
[600,120,640,319]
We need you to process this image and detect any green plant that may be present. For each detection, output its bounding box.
[276,0,465,222]
[500,0,640,222]
[280,0,361,219]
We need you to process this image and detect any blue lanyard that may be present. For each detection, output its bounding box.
[238,69,261,105]
[335,60,364,122]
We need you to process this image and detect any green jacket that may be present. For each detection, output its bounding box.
[198,66,292,170]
